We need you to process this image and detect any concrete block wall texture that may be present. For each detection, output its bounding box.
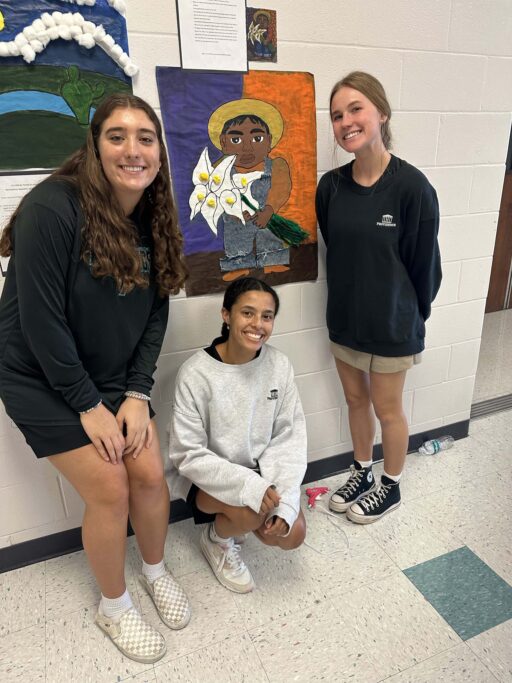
[0,0,511,547]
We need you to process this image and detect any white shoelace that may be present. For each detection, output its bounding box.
[359,482,391,511]
[218,541,246,576]
[336,465,363,496]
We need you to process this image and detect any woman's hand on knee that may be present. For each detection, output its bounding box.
[262,515,289,537]
[116,398,152,459]
[80,404,125,464]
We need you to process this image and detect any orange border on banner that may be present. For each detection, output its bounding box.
[242,71,317,242]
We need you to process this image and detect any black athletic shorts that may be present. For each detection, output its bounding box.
[17,405,155,458]
[186,484,216,525]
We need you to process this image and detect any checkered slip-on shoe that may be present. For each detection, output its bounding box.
[95,607,166,663]
[139,570,191,630]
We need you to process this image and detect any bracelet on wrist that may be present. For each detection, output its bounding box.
[79,399,102,415]
[125,391,151,402]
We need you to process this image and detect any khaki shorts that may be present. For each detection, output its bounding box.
[330,342,422,374]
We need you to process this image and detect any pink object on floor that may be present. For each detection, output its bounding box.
[305,486,329,508]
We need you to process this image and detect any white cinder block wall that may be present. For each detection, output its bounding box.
[1,0,511,549]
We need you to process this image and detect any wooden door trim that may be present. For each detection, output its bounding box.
[486,170,512,312]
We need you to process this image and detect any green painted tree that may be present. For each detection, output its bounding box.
[61,66,105,125]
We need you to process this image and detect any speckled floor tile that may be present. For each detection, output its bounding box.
[45,548,140,619]
[364,500,463,569]
[137,567,246,663]
[428,437,511,482]
[383,642,498,682]
[406,470,512,548]
[0,563,45,636]
[469,428,512,473]
[233,507,399,630]
[45,606,155,683]
[466,531,512,585]
[0,624,45,682]
[122,671,156,682]
[467,618,512,682]
[153,633,267,682]
[404,546,512,640]
[250,572,459,682]
[469,411,512,437]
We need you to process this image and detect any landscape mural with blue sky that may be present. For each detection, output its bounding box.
[0,0,132,170]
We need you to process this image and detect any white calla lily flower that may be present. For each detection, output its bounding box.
[189,184,208,219]
[232,170,263,215]
[219,189,245,223]
[199,192,225,235]
[191,147,213,187]
[189,147,263,233]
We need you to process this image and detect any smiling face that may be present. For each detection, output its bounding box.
[330,86,386,158]
[222,290,276,362]
[97,107,161,214]
[220,116,272,170]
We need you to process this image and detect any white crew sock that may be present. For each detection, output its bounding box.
[99,588,133,620]
[383,470,401,483]
[210,522,231,544]
[356,459,373,468]
[142,558,166,583]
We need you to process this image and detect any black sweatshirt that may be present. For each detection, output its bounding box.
[316,155,442,357]
[0,179,169,425]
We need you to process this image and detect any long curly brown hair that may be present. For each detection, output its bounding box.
[0,93,187,296]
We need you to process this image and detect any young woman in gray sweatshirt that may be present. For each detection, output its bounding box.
[169,277,307,593]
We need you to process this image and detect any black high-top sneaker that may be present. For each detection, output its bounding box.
[329,461,376,513]
[346,475,401,524]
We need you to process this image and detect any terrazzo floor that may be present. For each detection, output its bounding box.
[1,410,511,682]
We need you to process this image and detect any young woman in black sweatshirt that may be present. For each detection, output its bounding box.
[0,94,190,662]
[316,71,441,524]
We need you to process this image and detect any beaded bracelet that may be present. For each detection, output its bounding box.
[125,390,151,401]
[79,399,102,415]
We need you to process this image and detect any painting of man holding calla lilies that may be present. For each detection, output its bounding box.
[156,68,317,296]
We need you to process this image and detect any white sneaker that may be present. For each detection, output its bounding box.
[200,524,255,593]
[95,607,166,663]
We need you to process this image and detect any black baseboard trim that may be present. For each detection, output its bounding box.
[0,419,469,574]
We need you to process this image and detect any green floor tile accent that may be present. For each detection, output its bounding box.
[404,546,512,640]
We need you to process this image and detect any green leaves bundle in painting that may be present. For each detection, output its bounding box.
[241,195,309,246]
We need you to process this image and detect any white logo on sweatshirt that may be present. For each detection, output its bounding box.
[376,213,397,227]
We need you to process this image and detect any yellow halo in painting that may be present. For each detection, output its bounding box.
[253,9,271,22]
[0,10,5,31]
[208,98,284,150]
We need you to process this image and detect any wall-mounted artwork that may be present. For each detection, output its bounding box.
[0,0,135,170]
[246,7,277,63]
[156,68,317,296]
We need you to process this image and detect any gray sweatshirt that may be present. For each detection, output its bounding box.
[168,343,307,530]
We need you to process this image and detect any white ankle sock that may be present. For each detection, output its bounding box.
[356,459,373,468]
[100,588,133,620]
[383,470,401,483]
[209,522,231,544]
[142,559,166,583]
